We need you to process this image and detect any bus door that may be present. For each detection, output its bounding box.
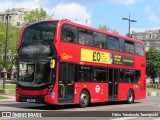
[108,68,118,101]
[58,63,75,103]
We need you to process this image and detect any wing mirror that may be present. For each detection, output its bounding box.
[50,59,55,68]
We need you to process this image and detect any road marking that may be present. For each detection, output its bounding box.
[111,117,137,120]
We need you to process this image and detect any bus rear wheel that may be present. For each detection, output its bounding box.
[79,90,89,108]
[127,89,134,104]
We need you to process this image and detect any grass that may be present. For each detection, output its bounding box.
[0,84,16,89]
[0,96,8,99]
[146,87,160,92]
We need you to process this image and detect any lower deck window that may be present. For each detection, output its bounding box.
[94,68,107,82]
[63,64,141,84]
[78,66,92,82]
[119,69,140,83]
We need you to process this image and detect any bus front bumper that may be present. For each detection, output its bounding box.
[16,92,57,105]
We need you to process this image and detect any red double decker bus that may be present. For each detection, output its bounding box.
[16,19,146,107]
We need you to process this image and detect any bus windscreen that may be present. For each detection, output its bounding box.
[18,22,57,60]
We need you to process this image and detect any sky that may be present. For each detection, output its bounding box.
[0,0,160,35]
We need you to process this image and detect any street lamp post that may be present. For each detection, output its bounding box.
[122,14,137,37]
[0,9,17,91]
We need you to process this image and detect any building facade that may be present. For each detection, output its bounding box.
[131,29,160,51]
[131,30,160,84]
[0,8,30,27]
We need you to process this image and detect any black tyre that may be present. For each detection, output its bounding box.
[45,103,56,108]
[127,89,134,104]
[45,103,51,107]
[79,90,89,108]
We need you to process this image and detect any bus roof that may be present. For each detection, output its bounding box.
[24,19,144,45]
[58,19,144,44]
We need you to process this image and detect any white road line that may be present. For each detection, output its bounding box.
[111,117,137,120]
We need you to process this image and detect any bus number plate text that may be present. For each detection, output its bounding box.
[27,99,35,103]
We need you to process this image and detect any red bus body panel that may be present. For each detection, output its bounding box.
[74,83,108,104]
[17,88,48,96]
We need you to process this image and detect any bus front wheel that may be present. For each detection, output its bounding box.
[79,90,89,108]
[127,89,134,104]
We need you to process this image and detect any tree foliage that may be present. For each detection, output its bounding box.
[0,8,51,74]
[146,47,160,83]
[111,29,119,34]
[0,23,5,70]
[99,25,119,34]
[0,22,20,71]
[99,25,110,31]
[0,8,52,72]
[24,8,49,23]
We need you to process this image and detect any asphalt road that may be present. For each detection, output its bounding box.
[0,96,160,120]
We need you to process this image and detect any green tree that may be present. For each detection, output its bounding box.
[111,29,119,34]
[99,25,110,31]
[24,8,48,23]
[0,22,20,71]
[0,22,6,69]
[99,25,119,34]
[146,47,160,83]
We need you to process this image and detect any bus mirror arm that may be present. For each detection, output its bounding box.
[46,56,53,60]
[57,56,61,61]
[46,56,61,61]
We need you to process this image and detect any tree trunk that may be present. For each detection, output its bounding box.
[153,78,155,83]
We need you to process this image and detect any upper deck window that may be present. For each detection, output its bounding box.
[78,28,93,46]
[61,24,77,43]
[107,36,119,51]
[19,22,57,60]
[135,43,144,56]
[94,32,107,48]
[22,22,57,42]
[125,41,134,54]
[119,39,125,52]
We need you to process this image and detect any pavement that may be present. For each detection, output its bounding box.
[0,94,15,102]
[147,91,160,96]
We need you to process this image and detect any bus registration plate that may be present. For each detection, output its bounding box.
[27,99,35,103]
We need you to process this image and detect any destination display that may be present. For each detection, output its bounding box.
[19,41,54,59]
[81,48,134,66]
